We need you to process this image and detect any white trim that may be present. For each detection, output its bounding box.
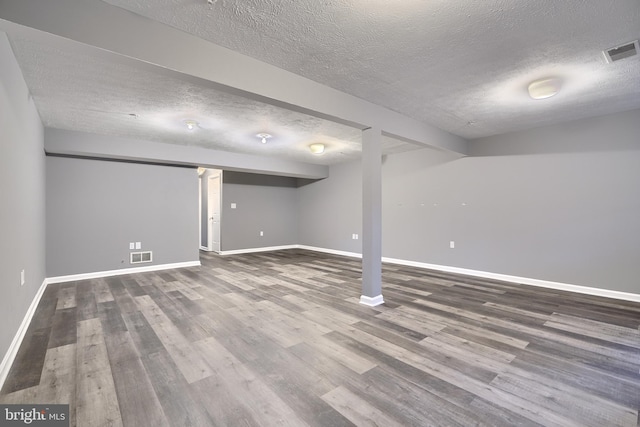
[199,246,210,251]
[359,294,385,307]
[218,245,298,256]
[296,245,362,259]
[46,261,201,284]
[215,245,640,302]
[381,256,640,303]
[0,278,48,391]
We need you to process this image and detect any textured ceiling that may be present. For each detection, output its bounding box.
[8,36,418,166]
[4,0,640,168]
[102,0,640,139]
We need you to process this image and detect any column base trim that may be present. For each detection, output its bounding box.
[359,294,385,307]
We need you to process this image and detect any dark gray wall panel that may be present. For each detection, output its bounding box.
[298,109,640,294]
[46,156,199,276]
[221,172,298,251]
[0,34,46,363]
[297,161,362,254]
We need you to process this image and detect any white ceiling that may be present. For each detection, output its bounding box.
[9,35,417,166]
[4,0,640,165]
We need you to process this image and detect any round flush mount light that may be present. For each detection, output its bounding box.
[527,77,562,100]
[309,143,325,155]
[256,133,272,144]
[183,119,199,131]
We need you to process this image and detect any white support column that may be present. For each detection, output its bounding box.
[360,127,384,307]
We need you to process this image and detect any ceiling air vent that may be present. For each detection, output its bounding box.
[603,40,639,63]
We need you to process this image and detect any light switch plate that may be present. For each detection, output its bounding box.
[135,242,141,249]
[231,203,237,209]
[129,242,135,250]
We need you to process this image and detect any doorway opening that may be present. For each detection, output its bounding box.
[199,169,222,252]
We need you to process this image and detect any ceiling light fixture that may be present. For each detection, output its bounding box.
[527,77,562,100]
[256,133,272,144]
[183,119,199,131]
[309,143,325,155]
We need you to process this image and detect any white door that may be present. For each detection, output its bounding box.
[208,175,221,252]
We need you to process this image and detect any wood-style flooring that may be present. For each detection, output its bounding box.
[1,249,639,426]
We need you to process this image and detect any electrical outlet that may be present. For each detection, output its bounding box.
[20,269,25,286]
[231,203,237,209]
[352,234,359,240]
[260,231,264,236]
[135,242,141,249]
[129,242,135,250]
[450,241,455,249]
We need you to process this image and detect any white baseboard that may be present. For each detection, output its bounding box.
[359,294,385,307]
[297,245,362,259]
[199,246,210,251]
[46,260,201,284]
[0,278,48,391]
[381,256,640,303]
[218,245,298,256]
[293,246,640,303]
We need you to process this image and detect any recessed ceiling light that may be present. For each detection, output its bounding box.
[527,77,561,100]
[256,133,272,144]
[183,119,199,131]
[309,143,325,155]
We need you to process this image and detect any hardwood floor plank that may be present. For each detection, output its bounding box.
[55,287,76,310]
[490,371,638,427]
[135,295,212,384]
[48,307,77,349]
[1,326,50,393]
[544,313,640,349]
[93,278,115,304]
[76,318,123,427]
[75,280,98,321]
[141,351,215,427]
[38,343,76,425]
[0,386,40,404]
[120,310,165,356]
[190,375,261,427]
[469,397,546,427]
[511,350,640,409]
[105,332,169,427]
[322,385,406,427]
[1,249,638,426]
[193,336,312,427]
[305,334,378,375]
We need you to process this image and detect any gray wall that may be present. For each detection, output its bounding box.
[297,160,363,254]
[0,34,46,362]
[46,156,200,276]
[221,171,298,251]
[298,109,640,294]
